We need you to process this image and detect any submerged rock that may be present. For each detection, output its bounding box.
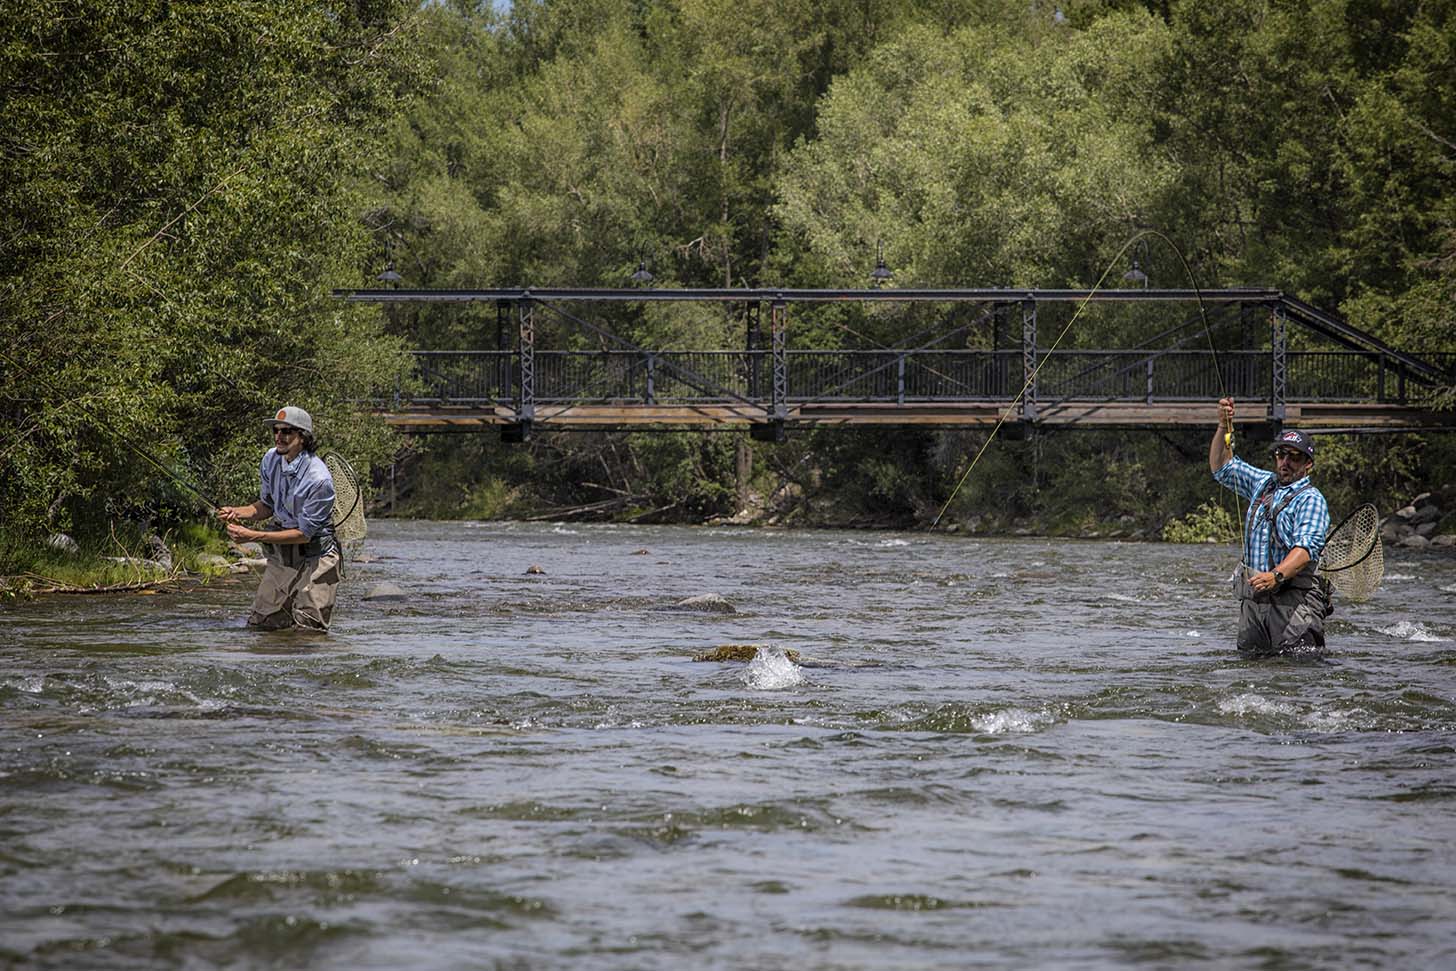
[525,564,545,575]
[694,644,800,663]
[667,594,737,613]
[364,581,408,601]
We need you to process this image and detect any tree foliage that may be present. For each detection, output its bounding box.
[2,1,422,555]
[5,0,1453,547]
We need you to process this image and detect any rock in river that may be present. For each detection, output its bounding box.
[666,594,737,613]
[364,581,408,601]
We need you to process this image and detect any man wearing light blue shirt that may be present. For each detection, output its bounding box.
[218,406,340,631]
[1210,398,1332,657]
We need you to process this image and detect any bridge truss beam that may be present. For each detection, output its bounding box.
[339,287,1455,438]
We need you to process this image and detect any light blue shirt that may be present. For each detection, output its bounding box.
[258,449,335,539]
[1213,456,1330,571]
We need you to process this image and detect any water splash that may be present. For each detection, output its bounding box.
[1218,693,1297,718]
[741,647,804,691]
[969,707,1053,734]
[1302,707,1368,733]
[1378,621,1448,643]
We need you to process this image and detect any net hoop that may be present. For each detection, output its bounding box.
[322,451,366,544]
[1320,503,1380,573]
[1317,502,1383,602]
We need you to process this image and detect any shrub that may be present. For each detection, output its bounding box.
[1162,500,1239,544]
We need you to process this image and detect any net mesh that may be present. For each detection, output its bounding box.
[1318,502,1382,602]
[324,452,368,547]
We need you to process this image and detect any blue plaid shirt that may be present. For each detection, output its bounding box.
[1213,456,1330,572]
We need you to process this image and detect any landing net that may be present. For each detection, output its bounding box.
[323,452,368,548]
[1318,502,1382,602]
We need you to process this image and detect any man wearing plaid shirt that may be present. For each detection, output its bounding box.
[1210,398,1333,657]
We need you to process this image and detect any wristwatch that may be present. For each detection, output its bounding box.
[1272,570,1285,585]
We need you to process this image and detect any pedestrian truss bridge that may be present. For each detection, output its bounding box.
[334,287,1455,440]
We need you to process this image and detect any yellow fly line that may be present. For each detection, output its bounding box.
[931,230,1229,530]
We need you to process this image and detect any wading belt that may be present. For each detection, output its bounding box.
[262,525,337,567]
[302,525,337,559]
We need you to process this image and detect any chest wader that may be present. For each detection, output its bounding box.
[1231,482,1333,657]
[250,525,341,632]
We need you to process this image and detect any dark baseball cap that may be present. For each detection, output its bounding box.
[1270,428,1314,459]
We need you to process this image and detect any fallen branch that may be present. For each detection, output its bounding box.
[20,571,182,595]
[520,496,630,521]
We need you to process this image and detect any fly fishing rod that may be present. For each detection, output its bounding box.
[0,345,224,511]
[930,229,1228,529]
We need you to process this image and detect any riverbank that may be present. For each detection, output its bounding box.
[8,484,1452,602]
[0,531,263,602]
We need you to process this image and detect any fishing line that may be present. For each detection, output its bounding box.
[0,346,223,511]
[931,229,1231,531]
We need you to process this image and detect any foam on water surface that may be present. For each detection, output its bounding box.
[1378,620,1448,642]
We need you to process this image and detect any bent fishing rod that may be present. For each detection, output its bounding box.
[929,229,1234,531]
[1,345,224,512]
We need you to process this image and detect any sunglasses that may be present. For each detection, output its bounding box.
[273,426,300,438]
[1272,449,1307,462]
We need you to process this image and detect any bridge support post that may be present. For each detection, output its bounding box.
[1270,303,1287,427]
[1020,299,1038,422]
[505,301,535,442]
[766,300,788,441]
[645,353,656,405]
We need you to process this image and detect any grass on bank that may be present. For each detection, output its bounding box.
[0,521,236,597]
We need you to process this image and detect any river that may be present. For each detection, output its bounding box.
[3,521,1455,969]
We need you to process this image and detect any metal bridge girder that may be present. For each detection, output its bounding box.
[1020,299,1037,422]
[354,286,1453,436]
[770,300,787,421]
[517,302,535,424]
[1270,303,1287,424]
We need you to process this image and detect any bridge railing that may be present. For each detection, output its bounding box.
[398,348,1453,408]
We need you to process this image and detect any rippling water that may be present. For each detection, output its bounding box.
[3,522,1455,969]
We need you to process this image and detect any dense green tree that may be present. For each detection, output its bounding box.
[1159,0,1456,343]
[2,1,422,556]
[6,0,1450,550]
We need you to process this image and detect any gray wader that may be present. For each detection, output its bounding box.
[1232,479,1333,658]
[1232,567,1333,658]
[248,530,340,632]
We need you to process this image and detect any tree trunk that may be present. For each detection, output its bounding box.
[735,438,752,511]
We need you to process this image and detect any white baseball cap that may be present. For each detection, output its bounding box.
[264,405,313,435]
